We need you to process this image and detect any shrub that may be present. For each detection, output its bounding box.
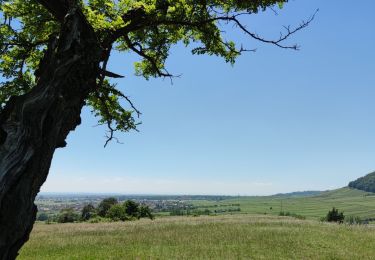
[57,208,79,223]
[107,204,127,221]
[45,214,58,224]
[326,207,345,223]
[139,205,154,220]
[97,197,118,217]
[36,212,48,221]
[123,200,140,219]
[81,204,96,221]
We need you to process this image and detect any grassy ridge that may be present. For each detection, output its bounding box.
[19,215,375,259]
[191,187,375,219]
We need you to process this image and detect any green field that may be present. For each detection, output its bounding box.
[19,187,375,259]
[191,187,375,220]
[19,214,375,259]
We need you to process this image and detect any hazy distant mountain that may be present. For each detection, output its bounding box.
[349,171,375,193]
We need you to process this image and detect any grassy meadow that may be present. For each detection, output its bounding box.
[191,187,375,220]
[19,214,375,259]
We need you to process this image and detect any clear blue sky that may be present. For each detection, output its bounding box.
[41,0,375,195]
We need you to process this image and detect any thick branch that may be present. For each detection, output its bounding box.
[35,0,69,22]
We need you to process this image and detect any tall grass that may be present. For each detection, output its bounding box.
[19,214,375,259]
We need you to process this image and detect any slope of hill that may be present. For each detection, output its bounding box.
[349,171,375,192]
[191,187,375,220]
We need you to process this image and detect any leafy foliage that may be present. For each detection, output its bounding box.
[0,0,312,144]
[107,204,127,221]
[107,199,154,220]
[36,212,49,221]
[79,198,154,221]
[139,204,154,219]
[81,204,96,221]
[348,171,375,193]
[57,208,80,223]
[325,207,344,223]
[97,197,118,217]
[123,199,140,218]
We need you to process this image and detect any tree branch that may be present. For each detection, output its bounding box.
[111,8,318,52]
[123,34,172,78]
[35,0,69,22]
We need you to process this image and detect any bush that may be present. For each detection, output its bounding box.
[97,197,118,217]
[57,208,79,223]
[81,204,96,221]
[326,207,345,223]
[36,212,49,221]
[107,204,127,221]
[88,216,108,223]
[84,199,155,222]
[45,214,59,224]
[139,205,154,220]
[123,200,140,219]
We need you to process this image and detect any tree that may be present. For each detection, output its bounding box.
[0,0,314,257]
[97,197,118,217]
[123,199,140,218]
[81,203,96,221]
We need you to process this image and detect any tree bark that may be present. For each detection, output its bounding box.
[0,6,101,259]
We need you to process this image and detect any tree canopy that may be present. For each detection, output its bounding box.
[0,1,316,256]
[97,197,118,217]
[349,171,375,193]
[0,0,314,145]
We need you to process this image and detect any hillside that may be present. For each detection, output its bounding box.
[19,215,375,259]
[191,187,375,220]
[349,171,375,192]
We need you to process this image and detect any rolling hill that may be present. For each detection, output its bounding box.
[191,187,375,220]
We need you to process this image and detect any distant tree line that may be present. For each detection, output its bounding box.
[169,207,241,216]
[348,171,375,193]
[37,198,154,223]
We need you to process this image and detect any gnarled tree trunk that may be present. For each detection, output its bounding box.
[0,6,101,259]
